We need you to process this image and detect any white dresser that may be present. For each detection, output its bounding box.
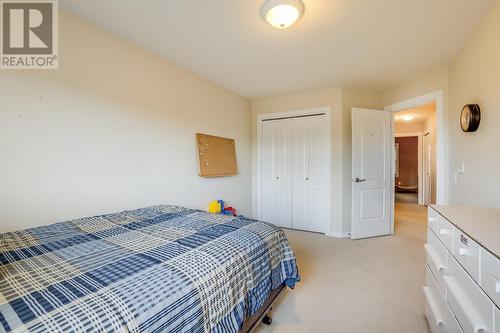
[424,205,500,333]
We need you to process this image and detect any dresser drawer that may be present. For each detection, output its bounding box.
[428,207,439,234]
[445,253,494,333]
[437,216,454,253]
[453,228,481,283]
[424,265,463,333]
[481,248,500,308]
[426,227,448,295]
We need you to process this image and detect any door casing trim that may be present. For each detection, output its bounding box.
[384,90,447,235]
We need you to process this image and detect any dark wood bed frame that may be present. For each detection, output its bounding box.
[239,284,285,333]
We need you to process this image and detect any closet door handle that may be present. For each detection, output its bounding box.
[305,177,309,180]
[354,178,366,183]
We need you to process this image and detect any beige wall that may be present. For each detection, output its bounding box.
[0,11,252,232]
[251,86,382,236]
[395,120,426,134]
[448,0,500,207]
[383,67,449,107]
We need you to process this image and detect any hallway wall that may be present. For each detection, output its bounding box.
[396,137,418,187]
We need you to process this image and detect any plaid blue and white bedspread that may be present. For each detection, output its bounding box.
[0,205,299,333]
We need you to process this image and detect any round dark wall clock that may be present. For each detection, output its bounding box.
[460,104,481,132]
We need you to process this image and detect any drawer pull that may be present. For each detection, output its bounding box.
[474,325,485,333]
[439,228,449,235]
[422,286,444,327]
[424,244,445,272]
[442,275,486,333]
[458,248,468,256]
[492,276,500,293]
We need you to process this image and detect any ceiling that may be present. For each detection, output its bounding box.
[60,0,494,98]
[395,102,435,123]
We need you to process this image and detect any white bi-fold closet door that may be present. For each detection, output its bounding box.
[262,114,327,233]
[262,118,292,229]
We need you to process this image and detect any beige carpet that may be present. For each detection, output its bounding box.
[255,203,430,333]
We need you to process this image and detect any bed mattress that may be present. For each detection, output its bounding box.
[0,205,299,333]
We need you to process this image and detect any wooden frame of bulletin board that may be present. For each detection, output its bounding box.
[196,133,237,177]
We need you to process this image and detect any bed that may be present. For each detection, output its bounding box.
[0,205,299,333]
[395,184,418,193]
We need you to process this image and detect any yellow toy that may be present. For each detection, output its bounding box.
[208,200,221,213]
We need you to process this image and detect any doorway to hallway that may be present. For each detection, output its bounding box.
[394,103,436,207]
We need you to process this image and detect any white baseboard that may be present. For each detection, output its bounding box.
[325,231,350,238]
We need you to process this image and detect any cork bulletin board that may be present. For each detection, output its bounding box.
[196,133,237,177]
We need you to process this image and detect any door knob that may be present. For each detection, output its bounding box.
[354,178,366,183]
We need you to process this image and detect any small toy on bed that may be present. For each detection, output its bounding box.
[208,200,222,213]
[208,200,237,216]
[222,206,237,216]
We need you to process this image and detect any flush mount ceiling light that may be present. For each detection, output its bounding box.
[261,0,305,29]
[402,115,416,121]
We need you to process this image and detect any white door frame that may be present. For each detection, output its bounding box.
[422,131,432,205]
[255,107,331,233]
[395,132,423,205]
[385,90,448,234]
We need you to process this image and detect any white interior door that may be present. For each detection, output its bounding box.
[423,132,432,206]
[351,108,392,239]
[262,119,292,228]
[291,115,326,233]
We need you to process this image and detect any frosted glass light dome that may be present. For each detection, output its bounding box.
[261,0,305,29]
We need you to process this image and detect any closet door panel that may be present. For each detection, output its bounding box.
[291,118,309,230]
[291,115,326,233]
[262,119,292,229]
[307,115,326,232]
